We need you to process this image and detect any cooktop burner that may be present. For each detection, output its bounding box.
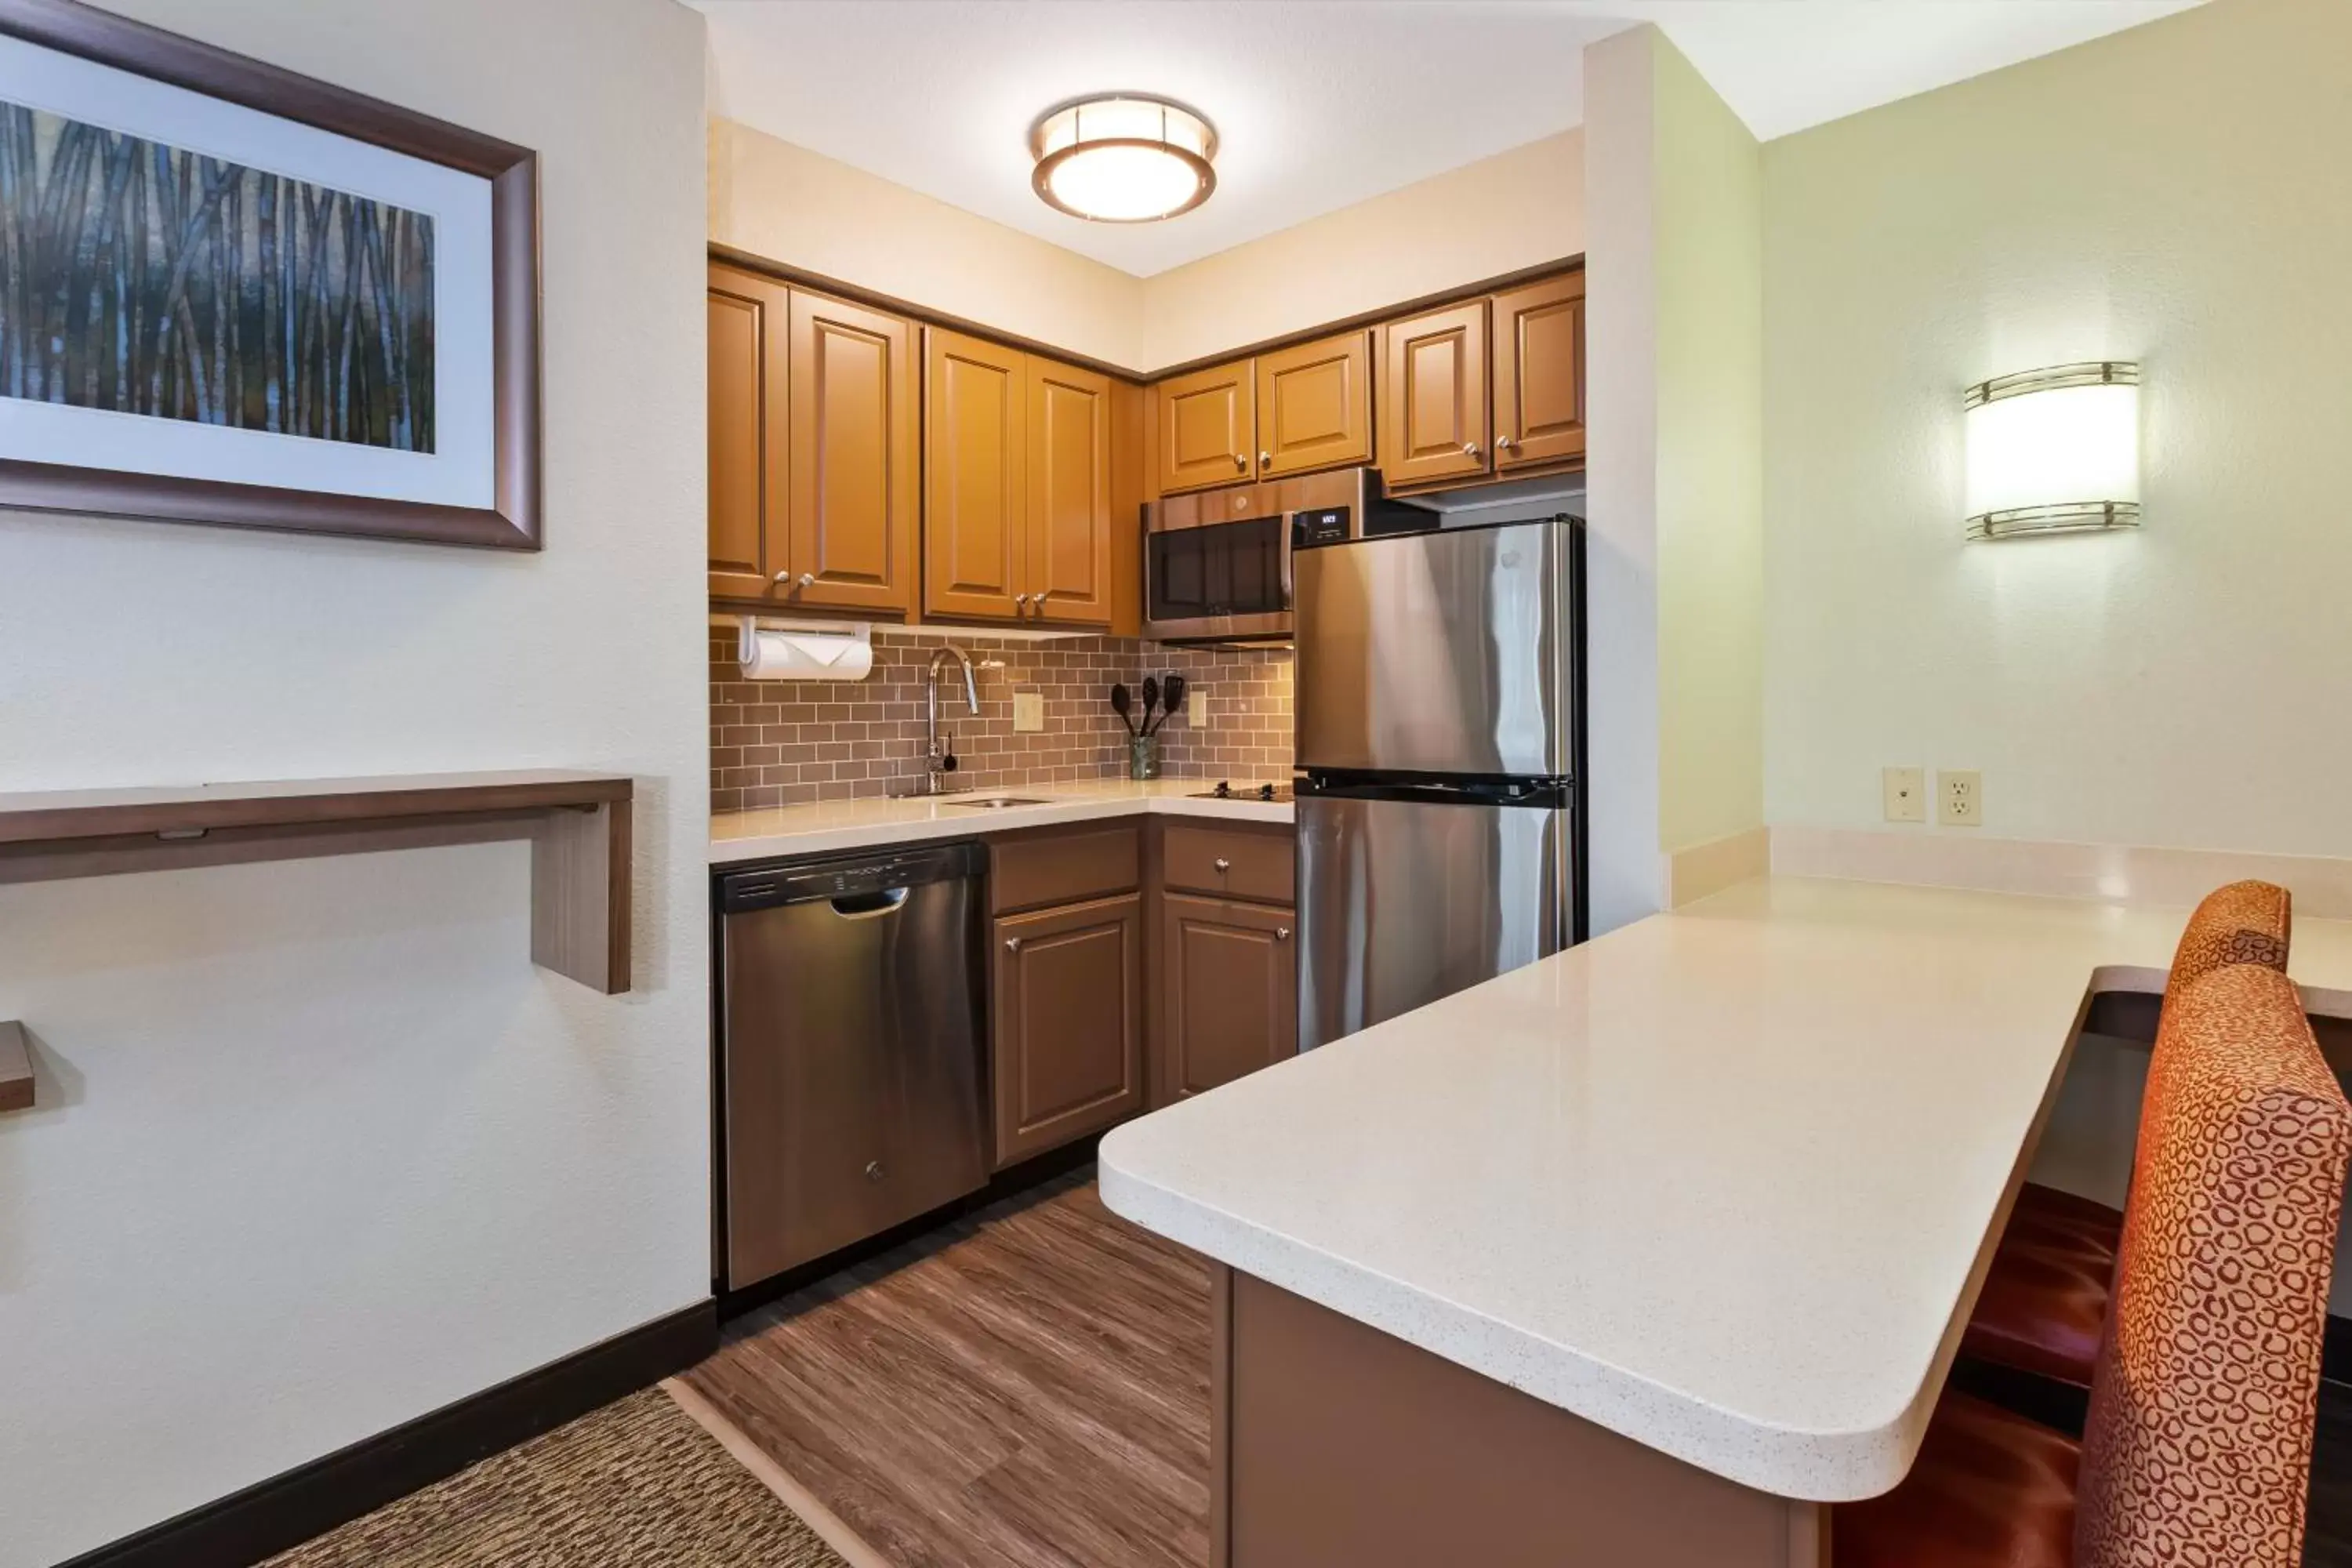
[1192,780,1293,803]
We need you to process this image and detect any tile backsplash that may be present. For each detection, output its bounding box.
[710,626,1294,813]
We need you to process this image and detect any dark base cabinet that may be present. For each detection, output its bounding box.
[985,815,1297,1167]
[993,891,1145,1167]
[1161,894,1296,1102]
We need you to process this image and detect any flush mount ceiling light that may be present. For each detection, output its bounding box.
[1030,95,1217,223]
[1963,362,2141,542]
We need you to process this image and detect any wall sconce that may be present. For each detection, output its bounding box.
[1963,361,2140,541]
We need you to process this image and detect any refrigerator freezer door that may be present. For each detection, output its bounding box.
[1297,792,1574,1051]
[1294,519,1574,779]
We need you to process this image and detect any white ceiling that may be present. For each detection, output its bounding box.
[693,1,2202,278]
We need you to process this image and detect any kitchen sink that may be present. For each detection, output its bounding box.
[938,796,1054,811]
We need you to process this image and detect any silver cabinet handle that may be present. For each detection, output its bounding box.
[1033,590,1049,611]
[1496,436,1515,452]
[1005,937,1022,952]
[1014,593,1029,611]
[865,1160,885,1182]
[1462,441,1480,458]
[1276,927,1291,941]
[790,572,814,590]
[773,569,793,583]
[1259,450,1272,466]
[1232,452,1248,469]
[1214,857,1231,873]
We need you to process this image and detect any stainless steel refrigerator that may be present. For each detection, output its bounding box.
[1292,507,1586,1051]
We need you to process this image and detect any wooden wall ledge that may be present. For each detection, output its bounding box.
[0,771,633,993]
[1,1021,31,1113]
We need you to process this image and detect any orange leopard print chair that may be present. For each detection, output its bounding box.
[1962,880,2294,1390]
[1837,960,2352,1568]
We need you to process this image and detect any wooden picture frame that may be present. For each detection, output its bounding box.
[0,0,542,550]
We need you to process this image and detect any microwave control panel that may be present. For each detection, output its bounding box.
[1292,506,1352,549]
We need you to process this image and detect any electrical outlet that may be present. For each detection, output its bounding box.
[1938,770,1983,828]
[1011,690,1044,733]
[1187,688,1208,728]
[1882,767,1926,824]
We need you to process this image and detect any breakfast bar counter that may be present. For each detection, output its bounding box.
[1098,875,2352,1565]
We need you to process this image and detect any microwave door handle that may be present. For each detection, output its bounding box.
[1279,526,1294,601]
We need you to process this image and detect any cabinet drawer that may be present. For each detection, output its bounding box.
[1163,825,1294,904]
[992,826,1141,913]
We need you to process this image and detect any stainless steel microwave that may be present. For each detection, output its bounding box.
[1144,467,1424,644]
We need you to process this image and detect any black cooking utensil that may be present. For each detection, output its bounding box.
[1140,676,1160,737]
[1156,673,1187,735]
[1109,683,1136,737]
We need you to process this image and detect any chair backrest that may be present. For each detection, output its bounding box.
[2074,962,2351,1568]
[2165,879,2292,1001]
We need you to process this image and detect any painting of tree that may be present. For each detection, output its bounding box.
[0,100,434,452]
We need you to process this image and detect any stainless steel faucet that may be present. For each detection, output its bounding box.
[921,644,981,793]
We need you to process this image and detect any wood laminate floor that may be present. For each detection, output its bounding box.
[683,1171,1210,1568]
[684,1167,2352,1568]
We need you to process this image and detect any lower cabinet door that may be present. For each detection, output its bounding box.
[1161,894,1298,1102]
[993,892,1145,1167]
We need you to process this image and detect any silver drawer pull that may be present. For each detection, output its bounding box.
[1276,927,1291,941]
[1005,937,1022,953]
[865,1160,885,1182]
[1214,858,1231,873]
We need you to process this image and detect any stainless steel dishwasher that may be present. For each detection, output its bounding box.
[715,841,988,1292]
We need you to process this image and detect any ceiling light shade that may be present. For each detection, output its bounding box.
[1963,362,2141,541]
[1031,95,1216,223]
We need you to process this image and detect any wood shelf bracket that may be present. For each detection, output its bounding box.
[0,771,635,994]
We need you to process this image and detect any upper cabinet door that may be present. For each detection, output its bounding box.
[1255,331,1372,480]
[788,289,917,613]
[706,263,792,603]
[1156,358,1257,494]
[1491,272,1586,472]
[1378,300,1490,488]
[1025,356,1114,627]
[924,328,1028,622]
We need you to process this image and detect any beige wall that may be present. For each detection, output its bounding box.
[710,118,1584,376]
[1582,26,1765,931]
[1762,0,2352,858]
[1139,130,1585,371]
[0,2,710,1563]
[710,119,1146,367]
[1653,41,1764,857]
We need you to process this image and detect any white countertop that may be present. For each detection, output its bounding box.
[1098,875,2352,1503]
[710,777,1291,863]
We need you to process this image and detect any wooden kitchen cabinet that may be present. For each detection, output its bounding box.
[1156,358,1257,493]
[1378,299,1491,488]
[924,328,1026,621]
[1024,357,1116,624]
[1160,893,1296,1102]
[1255,331,1373,479]
[993,892,1145,1167]
[924,328,1115,627]
[706,262,917,612]
[1491,271,1586,472]
[707,263,791,601]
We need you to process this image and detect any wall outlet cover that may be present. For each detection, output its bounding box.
[1882,766,1926,824]
[1011,690,1044,733]
[1938,769,1982,828]
[1187,688,1208,728]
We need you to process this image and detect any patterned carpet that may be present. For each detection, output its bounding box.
[264,1389,848,1567]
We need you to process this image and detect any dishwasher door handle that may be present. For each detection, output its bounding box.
[827,887,911,920]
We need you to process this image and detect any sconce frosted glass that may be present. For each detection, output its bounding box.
[1963,362,2140,541]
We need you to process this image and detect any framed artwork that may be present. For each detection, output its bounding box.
[0,0,540,550]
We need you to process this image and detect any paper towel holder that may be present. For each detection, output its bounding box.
[737,615,872,663]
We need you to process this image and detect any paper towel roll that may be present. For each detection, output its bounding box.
[739,629,873,681]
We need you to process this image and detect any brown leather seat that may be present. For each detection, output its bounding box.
[1835,1392,2078,1568]
[1838,962,2350,1568]
[1959,1181,2119,1388]
[1959,880,2290,1389]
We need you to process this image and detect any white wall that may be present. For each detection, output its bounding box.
[0,2,711,1563]
[1761,0,2352,857]
[1582,26,1766,931]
